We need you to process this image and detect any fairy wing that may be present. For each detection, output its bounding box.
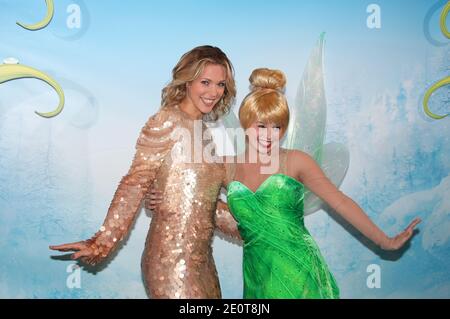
[283,33,350,215]
[222,108,246,155]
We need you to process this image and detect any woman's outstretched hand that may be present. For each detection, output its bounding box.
[50,241,97,265]
[380,217,422,250]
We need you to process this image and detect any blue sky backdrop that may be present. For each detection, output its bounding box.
[0,0,449,298]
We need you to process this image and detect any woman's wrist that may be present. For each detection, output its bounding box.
[377,234,392,250]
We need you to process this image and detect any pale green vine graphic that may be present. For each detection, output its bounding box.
[423,2,449,120]
[440,1,450,38]
[16,0,54,31]
[0,58,65,118]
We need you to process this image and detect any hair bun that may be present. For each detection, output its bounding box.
[249,68,286,92]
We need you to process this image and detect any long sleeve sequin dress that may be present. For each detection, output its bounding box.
[85,105,239,299]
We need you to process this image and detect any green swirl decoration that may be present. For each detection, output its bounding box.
[423,2,449,120]
[0,60,65,118]
[17,0,54,31]
[440,1,450,39]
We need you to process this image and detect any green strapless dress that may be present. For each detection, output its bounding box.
[227,173,340,299]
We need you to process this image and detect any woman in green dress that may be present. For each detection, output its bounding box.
[148,68,421,299]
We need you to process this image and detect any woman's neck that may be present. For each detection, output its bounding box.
[179,99,203,120]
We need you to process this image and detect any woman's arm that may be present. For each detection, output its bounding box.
[51,110,176,265]
[290,150,420,250]
[145,194,242,241]
[214,199,241,241]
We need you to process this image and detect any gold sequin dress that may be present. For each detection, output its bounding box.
[85,105,240,298]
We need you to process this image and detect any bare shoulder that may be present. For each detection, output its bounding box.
[223,155,237,172]
[283,148,320,177]
[222,156,237,185]
[285,149,313,163]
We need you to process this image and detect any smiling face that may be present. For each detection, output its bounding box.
[246,120,285,155]
[183,63,226,118]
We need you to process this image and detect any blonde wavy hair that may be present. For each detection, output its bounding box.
[239,68,290,132]
[161,45,236,121]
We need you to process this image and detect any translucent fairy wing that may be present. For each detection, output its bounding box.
[283,33,350,215]
[284,32,327,162]
[303,142,350,215]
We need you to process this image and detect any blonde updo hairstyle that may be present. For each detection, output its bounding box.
[161,45,236,121]
[239,68,290,135]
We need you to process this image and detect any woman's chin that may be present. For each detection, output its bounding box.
[259,144,281,155]
[196,102,217,115]
[198,107,213,115]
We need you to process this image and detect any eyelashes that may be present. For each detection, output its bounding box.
[257,125,281,129]
[200,80,226,88]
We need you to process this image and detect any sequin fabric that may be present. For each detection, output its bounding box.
[85,105,239,298]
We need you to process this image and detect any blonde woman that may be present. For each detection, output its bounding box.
[50,46,241,299]
[226,68,421,298]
